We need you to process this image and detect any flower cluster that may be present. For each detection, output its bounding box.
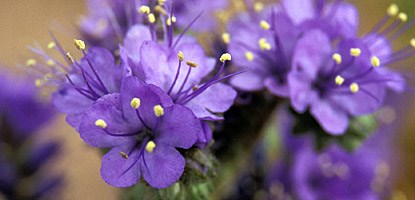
[226,0,409,135]
[0,71,62,199]
[30,0,235,189]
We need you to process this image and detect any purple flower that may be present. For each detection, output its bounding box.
[121,23,237,147]
[78,76,201,188]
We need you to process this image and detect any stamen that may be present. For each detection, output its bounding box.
[119,151,129,159]
[349,83,359,93]
[387,3,399,17]
[130,98,141,109]
[153,105,164,117]
[258,38,272,50]
[371,56,381,67]
[148,13,156,23]
[47,42,56,49]
[157,0,166,5]
[35,79,44,87]
[74,39,86,50]
[398,12,408,22]
[178,51,184,61]
[350,48,361,57]
[154,5,167,15]
[410,38,415,48]
[145,141,156,153]
[335,75,345,86]
[254,2,264,12]
[186,61,198,67]
[245,51,254,61]
[220,53,232,62]
[95,119,107,129]
[138,5,150,14]
[26,59,37,66]
[222,33,230,44]
[46,59,56,66]
[260,20,271,30]
[332,53,342,64]
[66,52,75,64]
[166,16,177,26]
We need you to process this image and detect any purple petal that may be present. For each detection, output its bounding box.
[195,121,212,148]
[230,70,266,91]
[100,143,141,187]
[310,99,349,135]
[324,2,359,38]
[123,25,152,66]
[264,77,290,97]
[157,105,200,149]
[287,72,317,113]
[282,0,315,25]
[185,83,236,119]
[78,93,139,148]
[141,145,185,189]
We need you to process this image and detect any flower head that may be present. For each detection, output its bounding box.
[78,76,201,188]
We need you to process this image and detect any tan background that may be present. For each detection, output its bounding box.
[0,0,413,199]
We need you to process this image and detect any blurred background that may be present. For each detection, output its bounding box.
[0,0,413,199]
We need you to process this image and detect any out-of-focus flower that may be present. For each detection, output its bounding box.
[78,76,201,188]
[0,71,62,199]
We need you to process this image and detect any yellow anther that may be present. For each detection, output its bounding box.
[260,20,271,30]
[47,42,56,49]
[245,51,254,61]
[66,52,75,63]
[154,5,167,15]
[74,39,86,50]
[192,86,198,91]
[398,12,408,22]
[139,5,150,14]
[130,98,141,109]
[332,53,342,64]
[145,141,156,153]
[254,2,264,12]
[95,119,107,129]
[410,38,415,48]
[220,53,232,62]
[35,79,43,88]
[178,51,184,61]
[349,83,359,93]
[148,13,156,23]
[335,75,345,86]
[26,59,37,66]
[46,59,56,66]
[222,32,230,44]
[153,105,164,117]
[258,38,272,50]
[166,16,177,26]
[350,48,361,57]
[119,151,129,159]
[186,61,198,67]
[157,0,166,5]
[371,56,380,67]
[387,3,399,17]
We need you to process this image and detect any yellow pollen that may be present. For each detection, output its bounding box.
[254,2,264,12]
[398,12,408,22]
[192,86,198,91]
[139,6,150,14]
[119,151,129,159]
[258,38,272,50]
[349,83,359,93]
[410,38,415,48]
[66,52,75,63]
[222,33,230,44]
[148,13,156,23]
[178,51,184,61]
[157,0,166,5]
[46,59,56,66]
[145,141,156,153]
[95,119,107,129]
[332,53,342,64]
[259,20,271,30]
[47,42,56,49]
[26,59,37,66]
[153,105,164,117]
[245,51,254,61]
[74,39,86,50]
[166,16,177,26]
[350,48,361,57]
[220,53,232,62]
[130,98,141,109]
[335,75,345,86]
[35,79,43,88]
[387,3,399,17]
[186,61,198,67]
[371,56,380,67]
